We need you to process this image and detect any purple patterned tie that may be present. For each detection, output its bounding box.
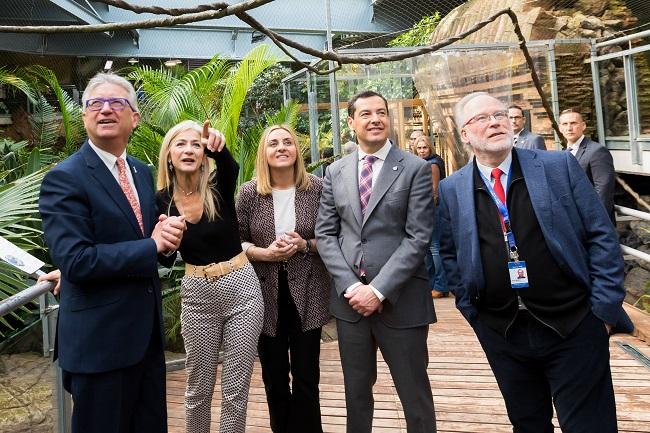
[359,155,377,216]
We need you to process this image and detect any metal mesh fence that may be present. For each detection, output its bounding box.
[339,1,650,50]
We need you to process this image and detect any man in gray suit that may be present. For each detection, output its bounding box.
[316,91,437,433]
[508,105,546,150]
[559,108,616,224]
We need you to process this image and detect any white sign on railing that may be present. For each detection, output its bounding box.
[0,236,44,275]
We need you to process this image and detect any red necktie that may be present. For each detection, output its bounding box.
[117,158,144,234]
[491,168,506,231]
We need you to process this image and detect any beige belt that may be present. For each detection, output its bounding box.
[185,251,248,281]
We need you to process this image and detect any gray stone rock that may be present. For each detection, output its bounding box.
[630,220,650,245]
[624,266,650,305]
[581,16,604,31]
[576,0,609,17]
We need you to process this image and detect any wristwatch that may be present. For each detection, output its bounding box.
[302,239,311,254]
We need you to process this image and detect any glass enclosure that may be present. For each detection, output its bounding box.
[284,40,592,173]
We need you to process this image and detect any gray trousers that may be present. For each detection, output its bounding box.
[181,263,264,433]
[337,317,436,433]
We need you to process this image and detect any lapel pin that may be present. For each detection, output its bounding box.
[392,166,398,171]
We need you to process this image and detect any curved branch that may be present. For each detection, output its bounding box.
[0,3,561,139]
[0,0,273,33]
[91,0,229,16]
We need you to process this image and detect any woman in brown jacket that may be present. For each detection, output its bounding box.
[236,124,330,433]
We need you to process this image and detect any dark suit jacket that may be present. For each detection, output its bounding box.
[39,141,172,374]
[316,145,436,328]
[438,148,632,333]
[236,175,331,337]
[515,129,546,150]
[573,137,615,223]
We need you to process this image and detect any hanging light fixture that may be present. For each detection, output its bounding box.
[164,59,182,68]
[103,60,113,70]
[127,58,139,65]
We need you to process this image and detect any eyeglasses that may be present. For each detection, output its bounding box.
[85,97,136,112]
[463,110,508,127]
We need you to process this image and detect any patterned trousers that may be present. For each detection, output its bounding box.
[181,263,264,433]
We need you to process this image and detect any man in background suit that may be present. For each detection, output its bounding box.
[560,108,616,224]
[39,73,188,433]
[316,91,436,433]
[439,92,632,433]
[508,105,546,150]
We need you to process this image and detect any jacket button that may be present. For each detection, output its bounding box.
[147,288,153,294]
[361,239,367,244]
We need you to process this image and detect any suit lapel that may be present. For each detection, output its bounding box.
[457,163,482,285]
[363,146,402,225]
[341,152,363,227]
[575,138,588,162]
[516,149,552,230]
[82,143,144,237]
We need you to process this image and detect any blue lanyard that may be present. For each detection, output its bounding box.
[479,169,520,261]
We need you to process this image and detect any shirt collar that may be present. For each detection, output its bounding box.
[358,139,391,161]
[475,150,513,181]
[88,139,127,168]
[568,135,585,151]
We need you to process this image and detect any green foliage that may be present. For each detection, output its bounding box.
[26,66,85,153]
[0,67,38,104]
[240,64,292,131]
[126,44,278,184]
[0,163,50,339]
[388,12,441,48]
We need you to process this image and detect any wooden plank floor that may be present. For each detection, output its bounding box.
[167,297,650,432]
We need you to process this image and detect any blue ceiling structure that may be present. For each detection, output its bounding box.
[0,0,444,61]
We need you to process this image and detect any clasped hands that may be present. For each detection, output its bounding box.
[261,231,307,262]
[152,214,186,254]
[345,284,383,317]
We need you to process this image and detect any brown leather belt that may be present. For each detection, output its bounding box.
[185,251,248,281]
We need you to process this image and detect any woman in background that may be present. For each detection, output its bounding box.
[236,124,330,433]
[414,134,449,298]
[157,120,263,433]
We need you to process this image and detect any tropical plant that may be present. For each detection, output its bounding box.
[388,12,442,48]
[127,44,278,173]
[0,164,50,340]
[26,65,85,154]
[0,67,38,104]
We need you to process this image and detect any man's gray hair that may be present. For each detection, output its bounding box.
[81,73,139,112]
[453,91,491,133]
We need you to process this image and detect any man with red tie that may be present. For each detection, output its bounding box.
[39,73,187,433]
[438,92,632,433]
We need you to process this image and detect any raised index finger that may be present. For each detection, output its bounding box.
[202,120,210,140]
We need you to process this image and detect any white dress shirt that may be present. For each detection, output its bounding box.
[476,151,513,196]
[568,135,585,157]
[88,140,140,205]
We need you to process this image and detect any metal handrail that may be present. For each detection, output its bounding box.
[616,205,650,264]
[0,280,54,317]
[616,205,650,222]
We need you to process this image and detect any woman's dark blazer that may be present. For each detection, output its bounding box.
[236,175,331,336]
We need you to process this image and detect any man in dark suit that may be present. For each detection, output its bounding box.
[39,73,187,433]
[316,91,436,433]
[508,104,546,150]
[560,108,616,223]
[439,92,632,433]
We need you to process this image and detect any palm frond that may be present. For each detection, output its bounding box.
[219,45,278,151]
[0,67,38,103]
[26,65,84,153]
[30,96,60,149]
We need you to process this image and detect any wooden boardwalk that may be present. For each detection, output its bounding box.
[166,297,650,432]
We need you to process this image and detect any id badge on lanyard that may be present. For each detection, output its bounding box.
[480,170,529,289]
